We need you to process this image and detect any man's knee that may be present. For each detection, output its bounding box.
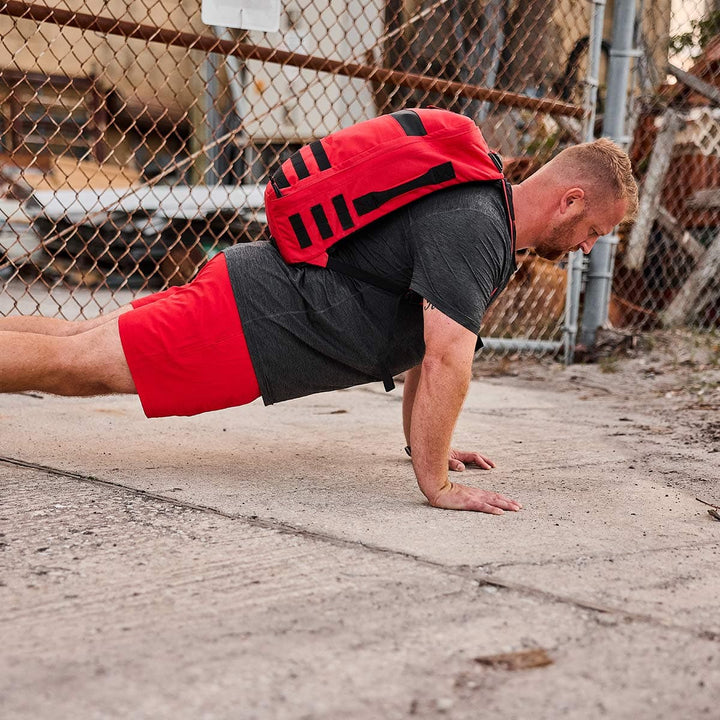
[59,322,136,396]
[68,306,133,336]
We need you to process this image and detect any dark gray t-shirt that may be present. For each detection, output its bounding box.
[225,182,515,405]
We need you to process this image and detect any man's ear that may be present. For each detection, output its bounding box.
[560,187,586,216]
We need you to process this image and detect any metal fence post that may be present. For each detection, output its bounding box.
[477,0,505,124]
[202,48,223,185]
[214,26,248,183]
[564,0,607,363]
[579,0,638,348]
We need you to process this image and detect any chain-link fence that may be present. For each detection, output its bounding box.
[0,1,716,355]
[613,0,720,336]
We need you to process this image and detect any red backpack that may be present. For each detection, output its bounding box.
[264,108,516,392]
[264,107,515,274]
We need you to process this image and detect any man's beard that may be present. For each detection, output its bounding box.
[533,214,584,262]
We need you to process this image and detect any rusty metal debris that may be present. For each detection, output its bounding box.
[695,497,720,521]
[474,648,553,671]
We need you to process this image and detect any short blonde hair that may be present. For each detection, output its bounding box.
[550,138,639,221]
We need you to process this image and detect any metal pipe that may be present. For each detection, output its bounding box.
[479,338,563,354]
[564,0,607,363]
[202,48,222,185]
[214,26,248,182]
[0,0,585,118]
[579,0,637,348]
[477,0,505,124]
[582,0,606,143]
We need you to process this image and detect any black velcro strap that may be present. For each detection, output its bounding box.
[332,194,354,230]
[273,165,291,189]
[270,178,283,199]
[503,180,517,249]
[289,213,312,248]
[353,162,455,216]
[326,257,407,295]
[489,152,504,172]
[290,151,310,180]
[311,204,333,240]
[310,140,331,171]
[391,109,427,136]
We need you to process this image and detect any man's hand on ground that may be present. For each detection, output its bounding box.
[448,447,495,472]
[428,481,522,514]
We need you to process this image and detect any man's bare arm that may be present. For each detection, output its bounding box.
[410,300,521,513]
[402,365,421,447]
[403,362,496,472]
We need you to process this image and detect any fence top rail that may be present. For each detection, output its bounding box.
[0,0,585,119]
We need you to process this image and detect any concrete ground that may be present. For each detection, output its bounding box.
[1,284,719,718]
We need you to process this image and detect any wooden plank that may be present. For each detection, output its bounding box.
[625,109,684,270]
[555,115,583,145]
[656,205,705,262]
[661,228,720,327]
[687,188,720,210]
[668,63,720,107]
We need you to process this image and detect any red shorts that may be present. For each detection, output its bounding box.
[118,253,260,418]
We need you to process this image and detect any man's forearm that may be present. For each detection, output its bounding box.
[402,365,422,445]
[409,356,471,504]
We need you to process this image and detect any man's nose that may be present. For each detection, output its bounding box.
[581,237,598,254]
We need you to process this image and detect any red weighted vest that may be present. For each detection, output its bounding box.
[264,108,514,269]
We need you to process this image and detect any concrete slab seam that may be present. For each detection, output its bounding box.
[3,453,719,644]
[484,539,720,572]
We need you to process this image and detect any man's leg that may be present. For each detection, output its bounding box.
[0,284,185,337]
[0,306,132,336]
[0,319,135,396]
[0,255,259,415]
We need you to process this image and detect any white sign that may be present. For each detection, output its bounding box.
[201,0,281,33]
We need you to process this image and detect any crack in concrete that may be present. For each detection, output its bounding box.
[484,539,720,571]
[3,453,719,644]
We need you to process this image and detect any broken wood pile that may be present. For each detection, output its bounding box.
[616,49,720,331]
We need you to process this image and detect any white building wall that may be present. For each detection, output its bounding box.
[240,0,384,142]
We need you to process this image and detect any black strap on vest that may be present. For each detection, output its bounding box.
[310,140,331,171]
[290,151,310,180]
[489,152,503,173]
[310,204,333,240]
[332,194,355,231]
[502,179,517,251]
[390,109,428,136]
[289,214,312,248]
[273,165,291,189]
[353,162,456,216]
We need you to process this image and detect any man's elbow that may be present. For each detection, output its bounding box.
[420,349,472,379]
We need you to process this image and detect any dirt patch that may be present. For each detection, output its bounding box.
[474,329,720,455]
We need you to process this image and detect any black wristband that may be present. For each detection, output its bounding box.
[404,445,412,457]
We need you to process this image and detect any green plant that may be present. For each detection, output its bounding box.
[599,356,619,374]
[669,10,720,56]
